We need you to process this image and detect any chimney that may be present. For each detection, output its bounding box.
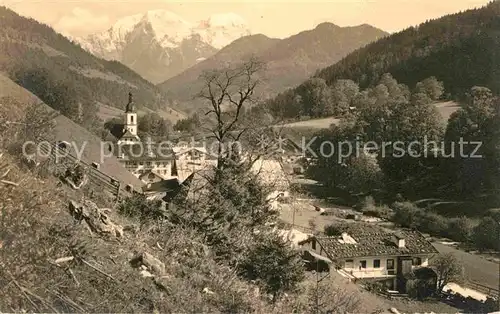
[393,232,405,248]
[341,232,357,244]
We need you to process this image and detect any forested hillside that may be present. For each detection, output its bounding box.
[0,7,178,127]
[159,23,387,113]
[305,73,500,249]
[266,1,500,120]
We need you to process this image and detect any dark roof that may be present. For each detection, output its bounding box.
[139,170,164,182]
[315,230,438,259]
[108,123,125,141]
[142,177,180,193]
[125,92,136,113]
[120,129,137,139]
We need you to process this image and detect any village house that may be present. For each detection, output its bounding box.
[299,229,439,293]
[173,146,218,182]
[104,93,296,195]
[105,93,177,183]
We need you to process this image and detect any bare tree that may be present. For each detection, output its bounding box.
[431,253,465,293]
[197,57,269,169]
[306,275,364,314]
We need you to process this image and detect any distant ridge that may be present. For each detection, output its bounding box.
[158,22,388,113]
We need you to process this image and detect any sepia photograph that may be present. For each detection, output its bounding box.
[0,0,499,313]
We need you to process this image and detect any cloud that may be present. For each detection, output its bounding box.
[54,7,110,36]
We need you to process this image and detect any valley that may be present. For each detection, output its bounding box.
[0,1,499,313]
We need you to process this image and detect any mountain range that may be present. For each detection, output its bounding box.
[0,6,184,126]
[77,10,252,83]
[313,1,500,100]
[158,22,388,113]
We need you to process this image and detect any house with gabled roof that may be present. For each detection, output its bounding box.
[139,170,166,184]
[299,228,438,293]
[104,93,177,184]
[173,146,218,181]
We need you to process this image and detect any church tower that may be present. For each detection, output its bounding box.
[125,92,138,136]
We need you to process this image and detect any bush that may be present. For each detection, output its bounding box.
[118,194,166,221]
[392,202,477,243]
[472,216,499,250]
[447,216,474,242]
[238,233,305,301]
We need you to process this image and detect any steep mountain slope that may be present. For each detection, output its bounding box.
[78,10,251,83]
[312,1,500,100]
[158,23,388,113]
[0,6,181,123]
[0,73,144,188]
[158,34,281,109]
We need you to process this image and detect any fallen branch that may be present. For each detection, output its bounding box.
[51,291,86,313]
[8,272,39,311]
[54,256,75,264]
[1,179,19,186]
[68,268,80,287]
[81,259,116,281]
[21,286,59,313]
[7,270,59,312]
[1,168,10,178]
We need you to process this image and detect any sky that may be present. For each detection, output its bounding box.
[0,0,491,38]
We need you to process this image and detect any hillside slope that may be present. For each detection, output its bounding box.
[0,6,182,122]
[158,23,388,113]
[312,2,500,99]
[0,73,143,189]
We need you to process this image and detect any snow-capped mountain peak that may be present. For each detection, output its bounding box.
[204,12,248,28]
[140,9,193,48]
[75,10,251,83]
[195,12,251,49]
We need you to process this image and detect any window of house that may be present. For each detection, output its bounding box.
[131,115,134,123]
[345,259,354,268]
[360,261,367,269]
[373,259,381,268]
[387,259,395,269]
[412,257,422,266]
[146,162,151,167]
[139,162,143,166]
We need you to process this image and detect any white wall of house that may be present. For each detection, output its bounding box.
[343,256,397,278]
[174,148,217,179]
[117,137,140,145]
[300,239,430,279]
[342,255,430,278]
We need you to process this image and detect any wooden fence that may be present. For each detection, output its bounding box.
[38,142,136,200]
[465,281,499,299]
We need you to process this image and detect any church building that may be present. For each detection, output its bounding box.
[106,92,176,183]
[118,93,140,144]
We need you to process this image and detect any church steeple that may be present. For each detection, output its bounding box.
[124,92,138,137]
[125,92,136,113]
